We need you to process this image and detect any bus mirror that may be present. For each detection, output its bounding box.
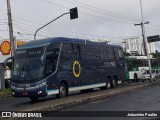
[4,56,13,68]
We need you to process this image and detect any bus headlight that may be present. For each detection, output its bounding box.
[38,91,42,94]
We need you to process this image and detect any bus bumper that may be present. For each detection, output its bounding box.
[11,86,47,97]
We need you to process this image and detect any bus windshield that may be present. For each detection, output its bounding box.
[12,47,44,81]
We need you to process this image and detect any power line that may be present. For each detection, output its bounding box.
[43,0,135,24]
[146,26,160,32]
[43,0,69,9]
[13,17,131,39]
[150,22,160,28]
[61,0,140,22]
[13,24,51,38]
[44,0,160,31]
[16,32,49,38]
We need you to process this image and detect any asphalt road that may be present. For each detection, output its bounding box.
[0,81,160,120]
[65,85,160,111]
[31,83,160,120]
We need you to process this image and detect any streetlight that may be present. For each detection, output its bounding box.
[34,7,78,40]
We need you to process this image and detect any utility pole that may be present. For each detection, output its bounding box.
[6,0,15,56]
[134,21,149,56]
[138,0,152,82]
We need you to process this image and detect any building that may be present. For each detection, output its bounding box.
[123,37,155,55]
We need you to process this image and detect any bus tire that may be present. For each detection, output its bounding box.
[106,78,111,89]
[111,76,117,88]
[134,74,138,82]
[56,82,67,98]
[100,77,111,90]
[29,96,38,102]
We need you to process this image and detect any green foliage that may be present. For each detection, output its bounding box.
[0,88,11,97]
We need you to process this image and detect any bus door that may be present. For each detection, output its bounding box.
[45,44,60,90]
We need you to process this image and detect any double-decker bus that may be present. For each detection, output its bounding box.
[6,37,125,101]
[125,56,160,82]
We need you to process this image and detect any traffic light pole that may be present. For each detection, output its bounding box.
[34,12,70,40]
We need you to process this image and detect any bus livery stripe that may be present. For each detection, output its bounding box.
[69,83,106,92]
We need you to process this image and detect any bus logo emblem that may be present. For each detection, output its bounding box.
[73,60,81,78]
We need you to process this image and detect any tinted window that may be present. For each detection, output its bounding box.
[61,44,73,60]
[72,44,81,59]
[103,47,114,59]
[61,43,82,60]
[94,46,103,59]
[45,44,60,76]
[81,45,97,59]
[114,48,124,59]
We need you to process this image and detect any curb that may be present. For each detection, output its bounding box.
[29,80,160,112]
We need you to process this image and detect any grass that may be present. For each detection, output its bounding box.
[0,88,11,97]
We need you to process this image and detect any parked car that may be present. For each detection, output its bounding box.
[141,69,160,81]
[154,71,160,80]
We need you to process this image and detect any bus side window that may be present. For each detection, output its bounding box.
[114,48,124,59]
[156,70,159,74]
[103,47,114,59]
[45,48,59,76]
[145,60,148,66]
[119,48,124,58]
[81,45,96,59]
[72,44,81,59]
[128,60,132,70]
[94,46,103,59]
[45,53,54,76]
[61,44,73,60]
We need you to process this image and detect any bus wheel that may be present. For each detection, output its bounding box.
[134,74,138,82]
[100,78,111,90]
[111,77,117,88]
[29,96,38,102]
[56,83,67,98]
[106,78,111,89]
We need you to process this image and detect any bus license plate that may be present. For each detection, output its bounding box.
[22,92,28,95]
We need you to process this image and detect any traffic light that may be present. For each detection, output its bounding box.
[147,35,160,43]
[70,7,78,20]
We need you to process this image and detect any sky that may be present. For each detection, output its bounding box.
[0,0,160,50]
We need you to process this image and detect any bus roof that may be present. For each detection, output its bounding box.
[17,37,121,50]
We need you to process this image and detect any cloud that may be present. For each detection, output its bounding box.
[0,0,160,48]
